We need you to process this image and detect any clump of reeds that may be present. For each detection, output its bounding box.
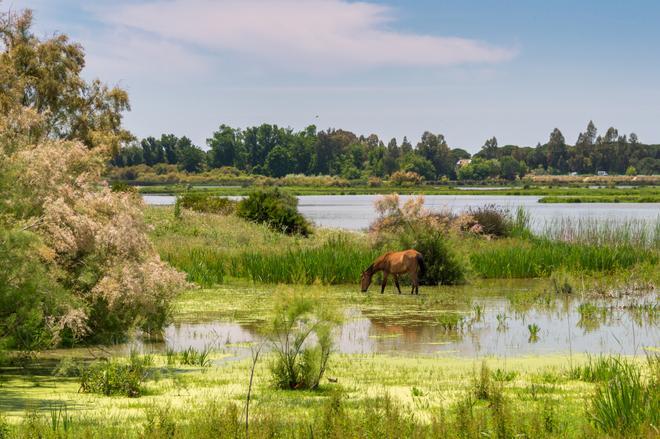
[470,238,656,278]
[588,356,659,436]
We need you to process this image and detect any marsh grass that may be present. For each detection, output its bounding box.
[4,354,657,438]
[470,237,655,278]
[569,356,633,383]
[542,217,660,249]
[589,356,659,436]
[78,353,153,397]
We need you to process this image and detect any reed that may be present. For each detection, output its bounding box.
[470,238,656,278]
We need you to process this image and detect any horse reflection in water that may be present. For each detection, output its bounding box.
[360,249,425,295]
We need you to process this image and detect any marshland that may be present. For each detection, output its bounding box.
[2,3,660,439]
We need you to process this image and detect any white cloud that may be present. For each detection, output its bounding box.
[95,0,516,70]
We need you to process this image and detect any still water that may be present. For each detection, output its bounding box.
[126,281,658,361]
[143,194,660,232]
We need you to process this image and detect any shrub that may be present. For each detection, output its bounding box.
[589,357,659,436]
[110,181,138,193]
[269,293,338,390]
[79,353,152,397]
[176,192,236,215]
[466,205,512,237]
[370,195,465,285]
[237,188,311,236]
[390,171,424,186]
[399,228,465,285]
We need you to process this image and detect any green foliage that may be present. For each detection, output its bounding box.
[269,293,338,390]
[569,356,631,383]
[0,230,73,351]
[467,205,512,237]
[177,347,212,367]
[237,188,311,236]
[399,229,465,286]
[473,361,492,400]
[79,353,152,397]
[110,181,138,193]
[176,192,236,215]
[589,357,659,435]
[470,238,655,278]
[239,236,378,284]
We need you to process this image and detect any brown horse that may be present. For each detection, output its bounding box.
[360,249,425,295]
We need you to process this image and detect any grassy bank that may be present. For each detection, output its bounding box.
[539,195,660,203]
[147,206,659,286]
[139,184,660,197]
[147,207,378,286]
[2,352,657,438]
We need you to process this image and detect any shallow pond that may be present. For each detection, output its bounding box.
[142,194,660,232]
[123,280,658,362]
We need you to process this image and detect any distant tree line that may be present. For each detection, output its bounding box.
[111,121,660,179]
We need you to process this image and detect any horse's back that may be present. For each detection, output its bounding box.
[386,249,421,273]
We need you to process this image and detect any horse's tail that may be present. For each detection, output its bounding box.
[416,253,426,277]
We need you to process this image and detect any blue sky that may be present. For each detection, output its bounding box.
[13,0,660,152]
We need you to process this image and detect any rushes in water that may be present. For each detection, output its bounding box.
[470,238,656,278]
[527,323,540,342]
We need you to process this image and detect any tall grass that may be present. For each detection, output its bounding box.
[541,217,660,249]
[470,238,656,278]
[237,236,378,284]
[162,235,378,286]
[589,356,659,436]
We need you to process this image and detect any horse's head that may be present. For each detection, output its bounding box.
[360,268,373,292]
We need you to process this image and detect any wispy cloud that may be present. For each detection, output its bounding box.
[94,0,517,71]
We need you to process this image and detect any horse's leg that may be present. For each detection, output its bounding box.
[411,270,418,295]
[380,272,389,294]
[394,275,402,294]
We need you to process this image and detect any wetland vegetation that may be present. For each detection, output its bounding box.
[1,6,659,439]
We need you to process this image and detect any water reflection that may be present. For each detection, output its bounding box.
[125,286,658,359]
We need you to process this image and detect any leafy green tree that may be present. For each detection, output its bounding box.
[207,125,244,169]
[499,156,523,180]
[416,132,453,178]
[546,128,568,173]
[177,144,206,172]
[383,138,400,175]
[0,10,132,153]
[400,153,436,180]
[478,137,498,159]
[265,145,294,177]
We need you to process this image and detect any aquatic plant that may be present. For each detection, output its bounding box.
[589,356,659,436]
[78,354,151,397]
[496,313,508,331]
[178,346,212,367]
[269,293,339,390]
[471,238,655,278]
[528,323,540,342]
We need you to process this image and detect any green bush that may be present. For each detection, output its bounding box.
[176,192,236,215]
[399,229,465,285]
[79,353,152,397]
[237,188,311,236]
[269,294,338,390]
[0,231,74,351]
[467,205,512,237]
[589,357,659,435]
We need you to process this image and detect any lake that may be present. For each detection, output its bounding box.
[143,194,660,232]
